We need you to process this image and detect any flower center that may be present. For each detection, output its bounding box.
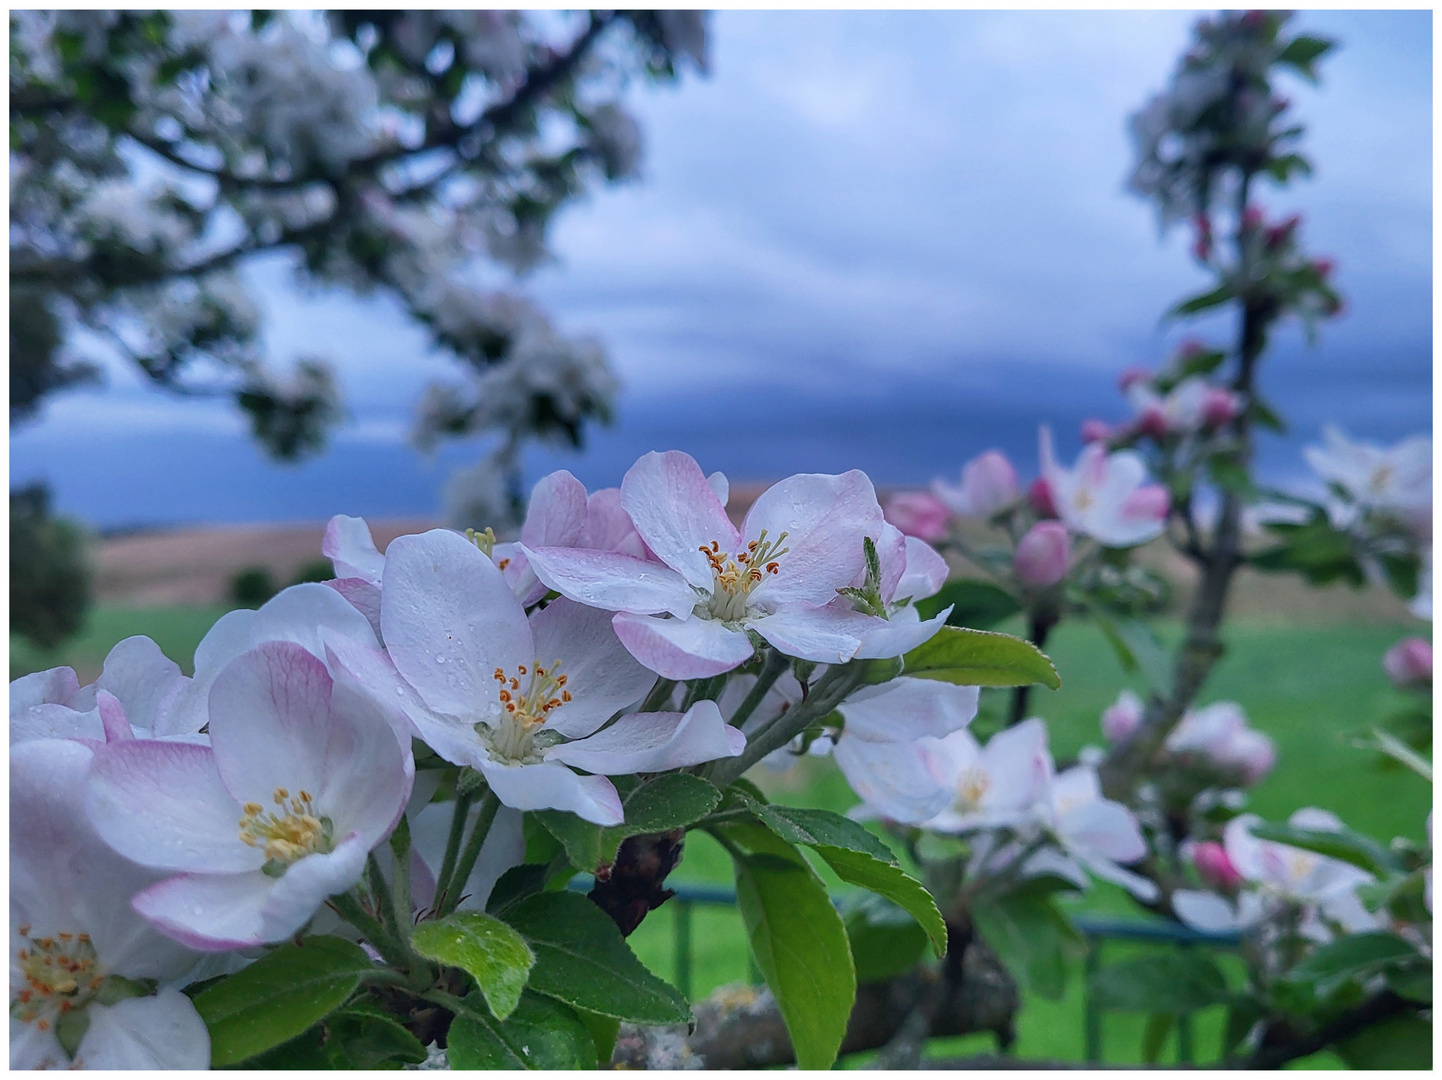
[11,927,102,1032]
[484,660,571,764]
[1368,463,1394,493]
[955,768,991,812]
[698,530,789,622]
[239,788,333,869]
[1074,488,1095,512]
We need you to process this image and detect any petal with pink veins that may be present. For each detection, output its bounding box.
[620,450,740,590]
[747,604,878,665]
[520,470,589,548]
[526,598,657,740]
[547,700,744,774]
[479,761,624,826]
[745,471,883,608]
[323,515,385,584]
[521,545,696,618]
[611,611,754,679]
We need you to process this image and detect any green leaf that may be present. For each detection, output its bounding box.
[575,1008,622,1067]
[192,936,377,1067]
[1141,1012,1174,1064]
[486,863,550,915]
[1336,1013,1432,1069]
[1248,395,1288,433]
[1223,996,1267,1057]
[811,845,946,957]
[327,1009,429,1068]
[749,803,898,865]
[498,891,690,1024]
[535,773,721,873]
[411,911,535,1021]
[901,626,1061,689]
[915,580,1022,630]
[970,890,1080,1000]
[1091,613,1170,693]
[729,835,856,1070]
[1089,952,1229,1014]
[1248,822,1402,877]
[1276,34,1334,81]
[1171,283,1234,317]
[840,894,930,984]
[1287,931,1422,990]
[446,991,598,1070]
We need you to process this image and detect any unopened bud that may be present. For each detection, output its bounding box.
[1312,257,1335,278]
[1241,205,1264,231]
[1118,367,1151,392]
[933,449,1019,518]
[1177,337,1206,358]
[1226,729,1277,785]
[1101,689,1144,742]
[1137,404,1170,440]
[1121,484,1171,524]
[1202,387,1240,428]
[1192,840,1243,890]
[1081,419,1112,444]
[1383,637,1432,689]
[1014,521,1071,588]
[884,491,951,543]
[1192,214,1213,261]
[1028,476,1058,518]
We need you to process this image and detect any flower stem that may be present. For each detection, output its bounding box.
[439,791,502,915]
[639,677,677,713]
[433,789,475,909]
[727,648,789,730]
[329,891,410,971]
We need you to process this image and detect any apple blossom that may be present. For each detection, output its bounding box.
[1028,765,1158,901]
[1304,425,1432,515]
[932,449,1019,518]
[1383,637,1431,689]
[1165,701,1276,785]
[522,450,888,679]
[1100,689,1145,743]
[338,527,741,825]
[883,491,951,543]
[1173,809,1379,939]
[1081,419,1113,444]
[1038,426,1169,547]
[848,523,953,660]
[1014,521,1071,588]
[923,719,1055,834]
[12,739,210,1069]
[84,641,413,950]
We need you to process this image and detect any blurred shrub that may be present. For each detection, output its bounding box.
[231,558,336,608]
[11,483,92,650]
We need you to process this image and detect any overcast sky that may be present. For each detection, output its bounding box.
[12,9,1432,527]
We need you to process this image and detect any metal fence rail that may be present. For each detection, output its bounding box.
[571,877,1240,1065]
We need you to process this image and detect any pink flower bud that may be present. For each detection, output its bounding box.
[1137,404,1170,440]
[1230,729,1276,785]
[884,491,951,543]
[963,450,1020,516]
[1202,387,1240,428]
[1118,367,1151,392]
[1120,484,1171,523]
[1177,337,1206,358]
[1028,476,1058,518]
[1014,521,1071,588]
[1101,690,1144,742]
[1241,205,1264,231]
[1081,419,1112,444]
[1192,840,1243,890]
[1312,257,1335,278]
[1384,637,1432,689]
[1192,215,1212,261]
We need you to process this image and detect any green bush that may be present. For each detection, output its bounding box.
[10,484,92,651]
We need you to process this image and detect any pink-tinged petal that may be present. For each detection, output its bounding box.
[323,514,385,584]
[327,577,383,641]
[620,450,739,589]
[251,581,380,658]
[582,488,647,557]
[520,470,589,548]
[11,1017,67,1069]
[527,599,656,740]
[745,470,884,608]
[870,522,909,601]
[79,988,211,1070]
[519,545,696,617]
[1060,798,1148,864]
[492,542,546,607]
[480,761,624,825]
[548,700,744,774]
[323,636,425,745]
[96,689,133,743]
[707,470,730,507]
[832,736,954,825]
[193,608,258,676]
[748,604,877,665]
[1172,890,1240,933]
[316,680,413,847]
[852,605,949,660]
[980,718,1054,813]
[11,702,104,744]
[207,642,333,807]
[131,871,276,951]
[259,833,371,942]
[86,740,260,873]
[612,612,753,679]
[884,492,950,543]
[382,529,532,717]
[96,636,182,735]
[10,665,81,711]
[838,678,978,743]
[897,536,948,602]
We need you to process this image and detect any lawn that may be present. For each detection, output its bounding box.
[13,607,1428,1066]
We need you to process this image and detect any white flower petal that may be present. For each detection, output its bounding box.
[323,514,385,584]
[547,701,744,774]
[620,450,739,591]
[520,545,696,617]
[837,677,978,742]
[79,988,211,1070]
[527,599,656,740]
[479,761,624,825]
[612,611,753,679]
[749,604,875,664]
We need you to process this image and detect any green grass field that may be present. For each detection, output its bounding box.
[13,607,1429,1067]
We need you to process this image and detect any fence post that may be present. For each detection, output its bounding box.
[674,899,693,1001]
[1083,936,1103,1064]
